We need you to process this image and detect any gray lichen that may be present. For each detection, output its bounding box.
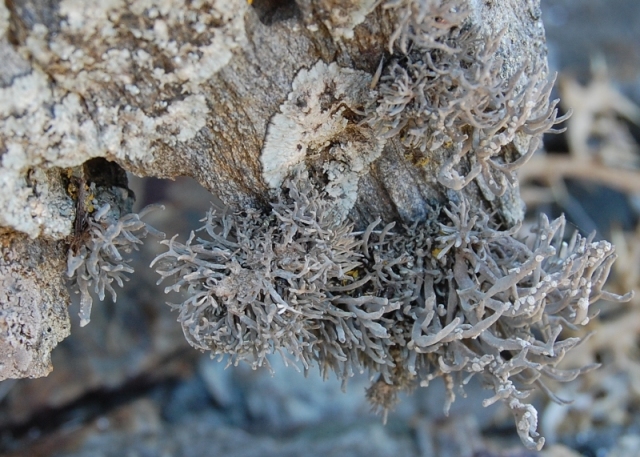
[67,200,164,327]
[126,3,633,449]
[152,171,629,450]
[152,175,365,368]
[149,7,612,448]
[0,0,630,450]
[368,0,568,198]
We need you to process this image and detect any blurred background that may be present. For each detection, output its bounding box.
[1,1,640,456]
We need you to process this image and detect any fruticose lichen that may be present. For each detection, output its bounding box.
[368,0,569,198]
[67,200,164,327]
[3,0,624,450]
[149,0,632,451]
[152,172,629,450]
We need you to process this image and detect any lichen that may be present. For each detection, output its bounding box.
[0,0,244,238]
[261,60,384,222]
[152,171,629,450]
[367,0,568,198]
[1,0,629,450]
[298,0,379,40]
[67,201,164,327]
[152,174,366,367]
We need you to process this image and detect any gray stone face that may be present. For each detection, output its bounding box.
[0,233,69,380]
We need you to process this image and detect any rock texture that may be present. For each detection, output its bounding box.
[0,232,69,379]
[1,0,548,229]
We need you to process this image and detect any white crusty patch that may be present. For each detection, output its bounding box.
[0,71,93,237]
[0,0,239,237]
[162,95,209,142]
[53,0,247,92]
[323,0,378,39]
[103,94,210,160]
[261,61,384,222]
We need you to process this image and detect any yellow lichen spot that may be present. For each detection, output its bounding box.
[443,141,453,149]
[247,0,253,4]
[67,182,78,199]
[84,189,95,213]
[431,248,442,258]
[415,156,430,167]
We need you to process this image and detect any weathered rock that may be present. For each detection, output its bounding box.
[0,232,69,380]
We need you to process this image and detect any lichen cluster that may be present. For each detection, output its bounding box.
[149,0,628,451]
[369,0,568,196]
[152,173,628,450]
[152,177,367,369]
[67,202,164,327]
